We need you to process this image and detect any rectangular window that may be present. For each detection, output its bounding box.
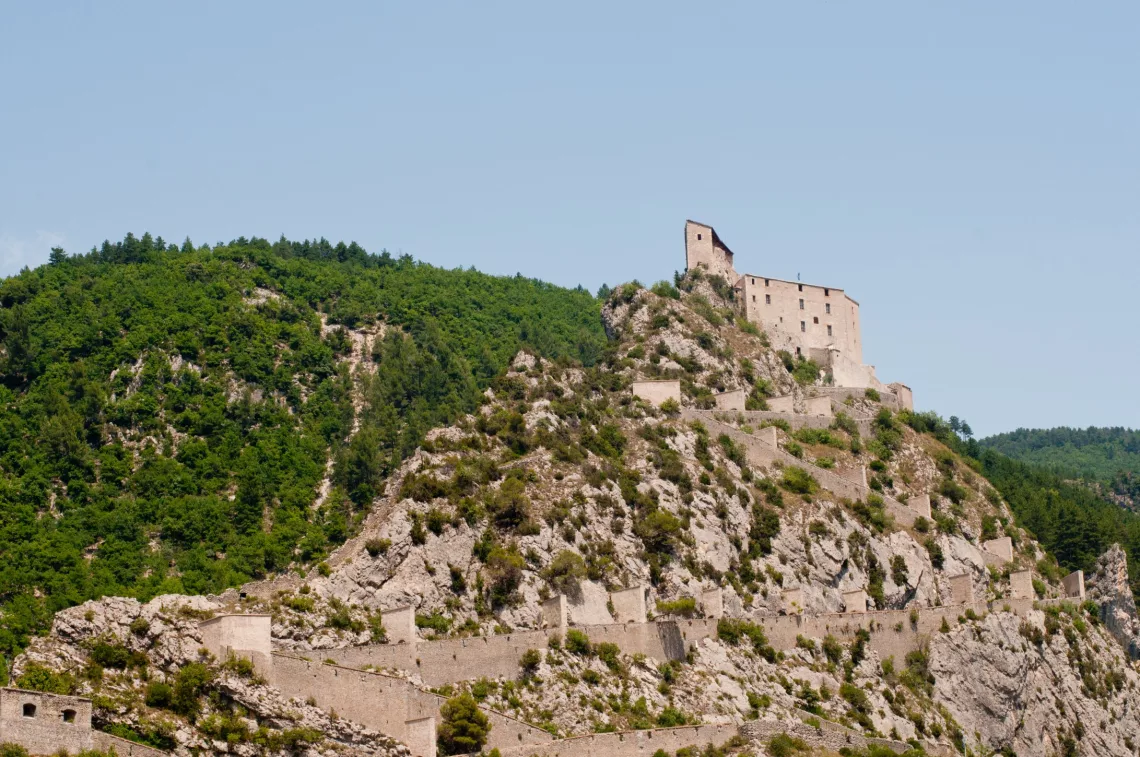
[751,295,755,302]
[765,294,771,304]
[751,278,755,285]
[765,279,770,286]
[824,288,830,296]
[697,233,702,240]
[798,284,803,292]
[800,321,806,332]
[825,303,831,314]
[827,325,833,336]
[799,299,804,309]
[813,317,819,324]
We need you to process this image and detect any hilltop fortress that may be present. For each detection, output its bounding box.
[685,220,909,401]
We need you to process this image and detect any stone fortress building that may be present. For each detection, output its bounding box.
[685,220,907,397]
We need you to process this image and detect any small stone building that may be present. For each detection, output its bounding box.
[0,688,94,755]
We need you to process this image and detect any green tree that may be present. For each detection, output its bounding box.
[437,693,490,755]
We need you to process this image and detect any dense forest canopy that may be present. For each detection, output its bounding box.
[981,426,1140,510]
[980,426,1140,481]
[0,233,605,659]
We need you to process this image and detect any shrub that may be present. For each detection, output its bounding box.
[129,617,150,636]
[767,733,809,756]
[437,693,491,755]
[171,663,213,718]
[15,663,75,695]
[565,629,592,656]
[365,537,391,557]
[716,619,777,661]
[780,467,818,495]
[145,681,173,708]
[595,642,622,672]
[864,387,881,402]
[542,551,587,595]
[655,597,698,617]
[659,397,681,416]
[0,744,29,757]
[519,649,542,678]
[651,281,681,300]
[635,510,683,555]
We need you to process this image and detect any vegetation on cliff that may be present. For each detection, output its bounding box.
[0,233,604,658]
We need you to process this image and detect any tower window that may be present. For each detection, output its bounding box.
[813,317,819,324]
[23,703,36,718]
[751,295,755,302]
[765,279,770,286]
[824,288,830,296]
[62,709,77,724]
[765,294,771,305]
[799,299,804,309]
[750,278,755,285]
[798,284,803,292]
[825,303,831,314]
[827,325,833,336]
[697,233,702,240]
[800,321,806,332]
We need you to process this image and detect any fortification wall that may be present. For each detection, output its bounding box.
[811,386,902,411]
[741,716,910,755]
[200,614,273,672]
[688,412,918,529]
[631,380,681,407]
[488,723,740,757]
[0,688,94,756]
[269,654,553,752]
[322,622,686,687]
[91,732,170,757]
[707,410,875,438]
[713,388,746,411]
[738,275,862,366]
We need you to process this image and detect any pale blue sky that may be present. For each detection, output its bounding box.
[2,2,1137,436]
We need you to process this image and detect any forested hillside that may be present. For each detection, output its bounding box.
[981,426,1140,510]
[0,233,605,659]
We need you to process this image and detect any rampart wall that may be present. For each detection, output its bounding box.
[321,621,685,687]
[269,654,554,753]
[91,731,171,757]
[706,409,875,438]
[485,723,739,757]
[687,411,920,529]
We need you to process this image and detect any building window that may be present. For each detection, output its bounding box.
[798,284,803,292]
[751,278,755,285]
[62,709,77,724]
[799,299,804,309]
[825,303,831,315]
[824,288,830,296]
[813,317,819,324]
[827,325,833,336]
[697,233,702,240]
[23,703,36,718]
[765,279,770,286]
[800,321,806,332]
[765,294,771,305]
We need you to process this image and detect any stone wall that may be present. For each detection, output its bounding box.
[713,388,746,412]
[631,380,681,407]
[269,654,554,753]
[488,723,740,757]
[811,385,904,411]
[91,731,171,757]
[610,586,647,624]
[684,221,738,282]
[741,716,911,755]
[1062,570,1086,600]
[319,621,686,689]
[738,274,863,367]
[706,409,874,438]
[0,688,94,756]
[200,614,273,673]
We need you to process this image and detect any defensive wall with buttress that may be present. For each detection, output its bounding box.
[200,560,1087,757]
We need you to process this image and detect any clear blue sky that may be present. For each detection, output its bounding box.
[2,2,1137,437]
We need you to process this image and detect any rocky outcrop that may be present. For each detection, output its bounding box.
[930,607,1140,755]
[1086,543,1140,659]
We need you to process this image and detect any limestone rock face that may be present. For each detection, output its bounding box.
[930,609,1140,756]
[1087,543,1140,659]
